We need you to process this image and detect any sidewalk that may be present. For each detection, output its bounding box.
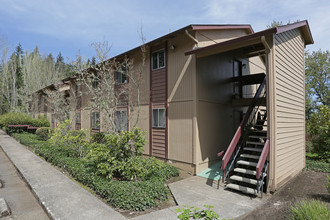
[0,130,125,220]
[0,146,49,219]
[0,130,266,219]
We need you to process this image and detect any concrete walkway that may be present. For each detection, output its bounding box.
[0,147,49,219]
[0,130,266,219]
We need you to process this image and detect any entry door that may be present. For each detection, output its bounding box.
[233,59,243,98]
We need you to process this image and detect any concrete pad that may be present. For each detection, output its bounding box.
[197,161,222,181]
[0,131,125,220]
[168,176,266,219]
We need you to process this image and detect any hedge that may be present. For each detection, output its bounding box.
[13,133,178,211]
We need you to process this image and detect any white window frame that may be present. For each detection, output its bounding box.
[152,108,166,128]
[115,110,128,132]
[151,49,165,70]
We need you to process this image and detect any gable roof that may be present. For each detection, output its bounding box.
[185,20,313,56]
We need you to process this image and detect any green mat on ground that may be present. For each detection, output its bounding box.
[197,161,223,181]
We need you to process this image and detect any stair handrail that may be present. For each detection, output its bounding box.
[220,77,266,178]
[256,139,270,179]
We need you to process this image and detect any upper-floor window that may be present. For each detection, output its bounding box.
[152,49,165,70]
[115,71,127,85]
[92,78,99,89]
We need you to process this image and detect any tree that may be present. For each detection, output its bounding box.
[305,50,329,107]
[76,38,146,133]
[267,19,301,28]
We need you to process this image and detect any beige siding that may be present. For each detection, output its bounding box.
[168,101,193,163]
[273,29,305,188]
[167,34,195,102]
[196,29,248,47]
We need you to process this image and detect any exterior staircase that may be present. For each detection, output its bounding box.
[219,75,270,197]
[226,110,268,195]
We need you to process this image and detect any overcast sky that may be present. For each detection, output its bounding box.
[1,0,329,61]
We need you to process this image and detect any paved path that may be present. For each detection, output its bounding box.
[0,131,125,220]
[0,130,266,219]
[0,147,49,220]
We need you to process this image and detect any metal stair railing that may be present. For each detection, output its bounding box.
[219,77,266,183]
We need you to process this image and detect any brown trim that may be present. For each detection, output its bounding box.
[192,25,253,34]
[149,46,153,156]
[185,20,313,56]
[165,41,168,159]
[185,28,276,56]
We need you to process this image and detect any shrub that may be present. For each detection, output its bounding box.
[36,127,53,141]
[91,132,106,143]
[289,200,330,220]
[12,132,178,211]
[308,105,330,158]
[0,112,50,132]
[176,205,220,220]
[50,120,89,158]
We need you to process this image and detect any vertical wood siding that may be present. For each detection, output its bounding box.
[274,29,305,187]
[150,44,167,158]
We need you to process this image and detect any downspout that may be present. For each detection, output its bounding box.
[185,30,198,47]
[261,36,274,192]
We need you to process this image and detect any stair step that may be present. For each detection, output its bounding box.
[251,130,267,133]
[237,160,258,167]
[240,154,260,159]
[234,168,257,175]
[246,141,265,146]
[249,135,267,139]
[226,183,257,195]
[243,147,263,153]
[230,175,258,185]
[253,124,267,127]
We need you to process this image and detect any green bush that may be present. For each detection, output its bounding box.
[91,132,106,143]
[36,127,53,141]
[289,200,330,220]
[50,120,89,158]
[308,105,330,158]
[0,112,50,132]
[176,205,220,220]
[12,132,178,211]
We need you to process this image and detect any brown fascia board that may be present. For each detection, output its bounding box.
[185,28,276,56]
[191,24,254,34]
[276,20,314,44]
[185,20,314,56]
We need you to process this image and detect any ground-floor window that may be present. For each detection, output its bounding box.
[152,108,166,128]
[115,110,128,132]
[75,112,81,130]
[91,111,100,130]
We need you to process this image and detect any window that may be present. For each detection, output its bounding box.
[152,108,166,128]
[152,50,165,70]
[91,112,100,130]
[75,112,81,130]
[92,78,99,88]
[115,110,128,132]
[115,71,127,84]
[76,112,81,124]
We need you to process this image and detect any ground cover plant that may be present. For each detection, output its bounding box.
[12,122,179,211]
[304,152,330,173]
[289,200,330,220]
